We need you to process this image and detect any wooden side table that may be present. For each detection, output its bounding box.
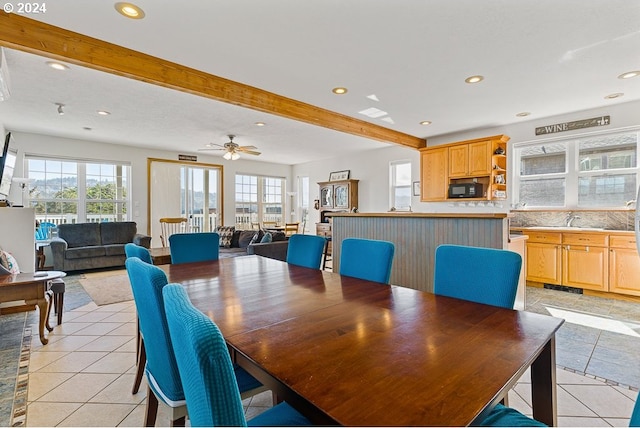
[149,247,171,265]
[0,271,66,344]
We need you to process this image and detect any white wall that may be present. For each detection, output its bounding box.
[293,99,640,221]
[0,207,35,273]
[10,132,292,235]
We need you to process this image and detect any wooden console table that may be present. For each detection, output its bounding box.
[0,271,65,345]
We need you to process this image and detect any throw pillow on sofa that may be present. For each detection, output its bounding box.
[237,230,257,249]
[260,232,273,243]
[216,226,235,248]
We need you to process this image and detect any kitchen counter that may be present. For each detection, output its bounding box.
[328,212,509,219]
[512,226,634,235]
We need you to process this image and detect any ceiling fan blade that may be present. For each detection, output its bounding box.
[238,145,258,151]
[239,149,261,156]
[197,147,225,151]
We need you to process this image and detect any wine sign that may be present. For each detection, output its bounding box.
[535,115,610,135]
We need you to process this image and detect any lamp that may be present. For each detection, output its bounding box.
[223,151,240,160]
[11,177,31,207]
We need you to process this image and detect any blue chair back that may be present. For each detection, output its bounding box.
[630,392,640,426]
[286,234,326,269]
[125,258,184,404]
[124,243,152,264]
[35,222,56,240]
[169,232,220,264]
[339,238,395,284]
[433,244,522,309]
[163,284,247,427]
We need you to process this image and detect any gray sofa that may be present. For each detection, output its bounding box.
[217,227,289,262]
[50,222,151,271]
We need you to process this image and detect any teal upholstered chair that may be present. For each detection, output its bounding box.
[434,245,539,427]
[125,243,152,264]
[124,243,152,394]
[339,238,395,284]
[433,244,522,309]
[169,232,220,264]
[479,403,546,426]
[125,257,265,426]
[630,392,640,426]
[35,221,56,240]
[162,284,311,427]
[286,234,326,269]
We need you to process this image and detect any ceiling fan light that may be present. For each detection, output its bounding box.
[231,152,240,160]
[223,152,232,160]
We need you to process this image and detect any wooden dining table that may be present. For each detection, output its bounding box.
[161,256,564,426]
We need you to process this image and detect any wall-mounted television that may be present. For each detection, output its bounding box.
[0,132,17,198]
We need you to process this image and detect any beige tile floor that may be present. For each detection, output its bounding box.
[24,299,638,427]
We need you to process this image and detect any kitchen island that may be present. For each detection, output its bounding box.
[328,212,513,294]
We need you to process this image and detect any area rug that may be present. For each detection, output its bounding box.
[79,269,133,306]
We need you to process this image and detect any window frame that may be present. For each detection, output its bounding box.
[513,127,640,209]
[234,173,286,228]
[25,155,131,223]
[389,160,412,211]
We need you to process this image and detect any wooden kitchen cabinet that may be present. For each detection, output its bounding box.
[419,134,509,202]
[609,235,640,296]
[562,233,608,292]
[526,232,562,284]
[420,146,448,201]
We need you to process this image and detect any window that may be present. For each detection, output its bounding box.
[235,174,285,228]
[514,130,639,208]
[390,160,411,211]
[26,156,130,223]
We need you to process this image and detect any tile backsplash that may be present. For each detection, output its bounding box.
[510,210,635,231]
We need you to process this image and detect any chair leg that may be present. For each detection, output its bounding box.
[55,292,64,325]
[132,336,146,394]
[45,290,54,332]
[144,386,158,427]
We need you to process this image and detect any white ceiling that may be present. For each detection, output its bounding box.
[0,0,639,165]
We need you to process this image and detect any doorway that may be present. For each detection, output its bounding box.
[148,158,223,246]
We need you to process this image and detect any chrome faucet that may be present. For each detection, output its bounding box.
[566,214,581,227]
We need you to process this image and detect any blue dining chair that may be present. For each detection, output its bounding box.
[35,221,56,240]
[169,232,220,264]
[124,243,152,395]
[433,244,522,309]
[339,238,395,284]
[630,392,640,427]
[478,403,546,426]
[162,283,311,427]
[286,234,326,269]
[125,257,265,426]
[125,242,152,264]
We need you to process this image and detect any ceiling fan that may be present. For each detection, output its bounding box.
[198,135,261,160]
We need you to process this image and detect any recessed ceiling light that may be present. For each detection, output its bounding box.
[516,112,531,117]
[46,61,69,71]
[332,87,348,95]
[465,75,484,84]
[114,2,145,19]
[97,110,111,116]
[604,92,624,99]
[254,122,266,127]
[419,121,432,126]
[618,71,640,79]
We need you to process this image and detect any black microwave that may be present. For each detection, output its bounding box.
[448,183,483,198]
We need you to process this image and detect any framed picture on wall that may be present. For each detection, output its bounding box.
[329,170,350,181]
[412,181,421,196]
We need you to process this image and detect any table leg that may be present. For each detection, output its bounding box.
[530,336,557,426]
[36,298,50,345]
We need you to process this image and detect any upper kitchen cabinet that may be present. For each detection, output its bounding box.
[419,135,510,202]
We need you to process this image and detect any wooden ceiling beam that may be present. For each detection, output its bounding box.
[0,14,426,150]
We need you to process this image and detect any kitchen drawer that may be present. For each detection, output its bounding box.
[526,231,562,244]
[562,233,608,247]
[609,235,637,249]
